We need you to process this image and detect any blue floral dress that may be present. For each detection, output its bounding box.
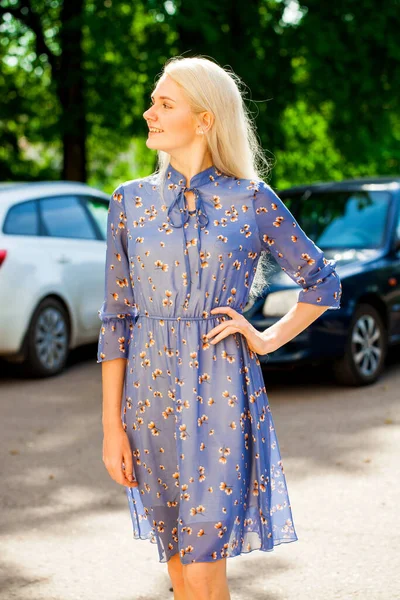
[97,162,342,565]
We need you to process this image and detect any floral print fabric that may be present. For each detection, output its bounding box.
[97,163,342,564]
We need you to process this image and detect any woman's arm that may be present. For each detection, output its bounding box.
[97,184,138,364]
[250,180,342,354]
[207,302,329,355]
[206,181,342,354]
[101,358,137,488]
[101,358,127,431]
[260,301,329,353]
[97,183,137,426]
[252,180,342,310]
[97,184,138,488]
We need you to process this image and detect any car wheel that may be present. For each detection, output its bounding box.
[333,303,387,386]
[22,298,70,378]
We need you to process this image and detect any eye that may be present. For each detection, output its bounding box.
[148,99,171,109]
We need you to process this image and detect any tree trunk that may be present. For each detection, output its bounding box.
[58,0,86,181]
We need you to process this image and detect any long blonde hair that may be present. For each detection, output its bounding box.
[153,55,273,194]
[152,55,275,303]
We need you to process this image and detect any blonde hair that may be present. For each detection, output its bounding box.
[153,55,273,197]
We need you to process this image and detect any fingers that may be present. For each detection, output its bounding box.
[122,476,139,488]
[104,463,138,487]
[207,307,245,343]
[103,457,138,488]
[115,467,139,488]
[206,319,245,343]
[207,325,238,345]
[206,320,237,341]
[102,431,138,488]
[122,449,136,483]
[210,306,242,319]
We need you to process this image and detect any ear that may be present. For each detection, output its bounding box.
[198,110,214,133]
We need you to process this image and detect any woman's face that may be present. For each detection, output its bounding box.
[143,74,204,154]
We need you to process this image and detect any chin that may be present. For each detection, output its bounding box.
[146,139,167,151]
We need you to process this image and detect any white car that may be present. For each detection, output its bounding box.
[0,181,110,377]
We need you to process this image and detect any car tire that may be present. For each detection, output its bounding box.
[21,298,70,378]
[333,303,387,386]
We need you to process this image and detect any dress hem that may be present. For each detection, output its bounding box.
[126,520,299,564]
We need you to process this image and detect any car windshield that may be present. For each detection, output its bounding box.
[281,190,392,249]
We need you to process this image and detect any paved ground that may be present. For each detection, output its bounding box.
[0,345,399,600]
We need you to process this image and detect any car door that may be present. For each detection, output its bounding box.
[39,194,108,340]
[82,195,110,333]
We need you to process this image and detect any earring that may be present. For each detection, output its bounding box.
[198,129,205,135]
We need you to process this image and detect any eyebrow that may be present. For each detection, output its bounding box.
[150,94,176,102]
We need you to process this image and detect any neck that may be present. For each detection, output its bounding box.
[169,154,213,188]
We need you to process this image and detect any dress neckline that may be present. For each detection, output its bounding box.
[166,161,222,188]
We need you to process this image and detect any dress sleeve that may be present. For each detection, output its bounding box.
[97,184,138,363]
[253,180,342,309]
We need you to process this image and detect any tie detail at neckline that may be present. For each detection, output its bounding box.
[167,186,210,302]
[164,162,225,304]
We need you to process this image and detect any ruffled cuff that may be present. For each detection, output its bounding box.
[298,270,342,310]
[97,315,137,363]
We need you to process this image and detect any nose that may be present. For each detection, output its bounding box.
[143,106,155,121]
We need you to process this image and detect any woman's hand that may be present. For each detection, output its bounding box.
[102,424,139,488]
[205,307,277,356]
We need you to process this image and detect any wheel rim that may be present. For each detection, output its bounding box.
[34,307,68,370]
[351,314,382,378]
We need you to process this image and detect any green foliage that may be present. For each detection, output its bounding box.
[0,0,398,190]
[288,0,400,180]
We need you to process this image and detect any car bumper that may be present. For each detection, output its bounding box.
[0,309,29,355]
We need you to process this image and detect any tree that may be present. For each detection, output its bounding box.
[0,0,170,184]
[0,0,399,188]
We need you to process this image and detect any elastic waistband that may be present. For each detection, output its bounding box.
[137,311,242,321]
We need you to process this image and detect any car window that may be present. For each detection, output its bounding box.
[3,200,39,236]
[84,197,109,240]
[282,190,392,249]
[39,195,97,240]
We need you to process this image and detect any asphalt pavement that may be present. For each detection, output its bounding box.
[0,346,399,600]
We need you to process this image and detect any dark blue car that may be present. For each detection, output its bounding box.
[245,176,400,386]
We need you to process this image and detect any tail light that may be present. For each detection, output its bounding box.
[0,250,7,267]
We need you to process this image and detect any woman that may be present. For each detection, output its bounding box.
[98,56,342,599]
